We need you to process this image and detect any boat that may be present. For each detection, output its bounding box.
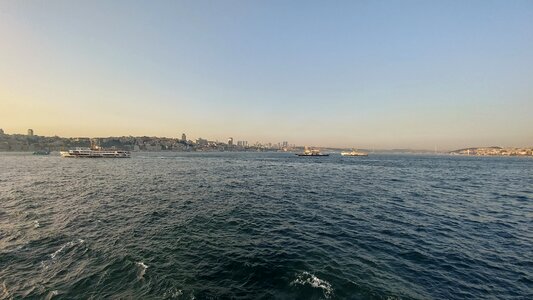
[60,142,130,158]
[341,149,368,157]
[60,147,131,158]
[33,150,50,155]
[296,147,329,157]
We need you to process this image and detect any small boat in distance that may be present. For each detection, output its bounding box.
[60,141,130,158]
[33,150,50,155]
[341,149,368,157]
[296,147,329,157]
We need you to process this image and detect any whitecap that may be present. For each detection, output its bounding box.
[291,271,333,298]
[50,243,70,259]
[50,239,85,259]
[45,290,58,300]
[33,220,40,228]
[163,288,183,298]
[136,261,148,279]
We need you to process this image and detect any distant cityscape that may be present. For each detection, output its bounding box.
[0,128,532,156]
[0,128,297,152]
[449,147,533,157]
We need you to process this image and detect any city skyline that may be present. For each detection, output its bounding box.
[1,1,532,149]
[1,127,531,152]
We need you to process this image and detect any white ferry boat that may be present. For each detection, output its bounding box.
[341,149,368,157]
[60,147,130,158]
[296,147,329,156]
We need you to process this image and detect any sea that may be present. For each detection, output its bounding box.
[0,152,531,299]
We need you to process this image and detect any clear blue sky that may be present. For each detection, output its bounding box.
[1,0,532,149]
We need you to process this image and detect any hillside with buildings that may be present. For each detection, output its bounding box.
[0,129,294,152]
[450,147,533,157]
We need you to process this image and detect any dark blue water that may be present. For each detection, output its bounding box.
[1,152,532,299]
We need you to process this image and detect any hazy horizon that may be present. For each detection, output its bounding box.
[1,1,532,149]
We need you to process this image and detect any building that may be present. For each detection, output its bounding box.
[0,128,4,135]
[282,141,288,148]
[228,137,233,146]
[196,138,208,146]
[181,133,187,142]
[27,129,34,136]
[146,143,162,151]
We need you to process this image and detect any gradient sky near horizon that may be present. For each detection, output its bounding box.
[1,1,532,149]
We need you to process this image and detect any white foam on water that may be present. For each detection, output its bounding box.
[164,288,183,298]
[136,262,148,279]
[291,271,334,298]
[50,243,69,259]
[45,290,58,300]
[33,220,40,228]
[50,239,85,259]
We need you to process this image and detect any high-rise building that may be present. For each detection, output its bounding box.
[282,141,288,148]
[228,137,234,146]
[181,133,186,142]
[27,129,34,136]
[0,128,4,135]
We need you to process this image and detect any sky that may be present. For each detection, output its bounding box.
[0,0,532,150]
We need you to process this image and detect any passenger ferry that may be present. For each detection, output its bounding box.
[296,147,329,157]
[341,149,368,157]
[60,144,130,158]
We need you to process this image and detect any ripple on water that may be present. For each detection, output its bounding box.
[50,239,85,260]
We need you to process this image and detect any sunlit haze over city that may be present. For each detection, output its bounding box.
[1,1,532,150]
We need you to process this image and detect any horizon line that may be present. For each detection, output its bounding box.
[2,130,531,152]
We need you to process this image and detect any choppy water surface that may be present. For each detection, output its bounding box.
[1,152,532,299]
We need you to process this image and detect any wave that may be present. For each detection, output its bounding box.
[163,288,183,298]
[45,290,58,300]
[136,261,148,279]
[1,281,11,299]
[50,239,85,259]
[291,271,333,298]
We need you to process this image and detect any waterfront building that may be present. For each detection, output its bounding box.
[228,137,234,146]
[27,129,34,136]
[196,138,208,146]
[0,128,4,135]
[237,141,248,147]
[181,133,186,142]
